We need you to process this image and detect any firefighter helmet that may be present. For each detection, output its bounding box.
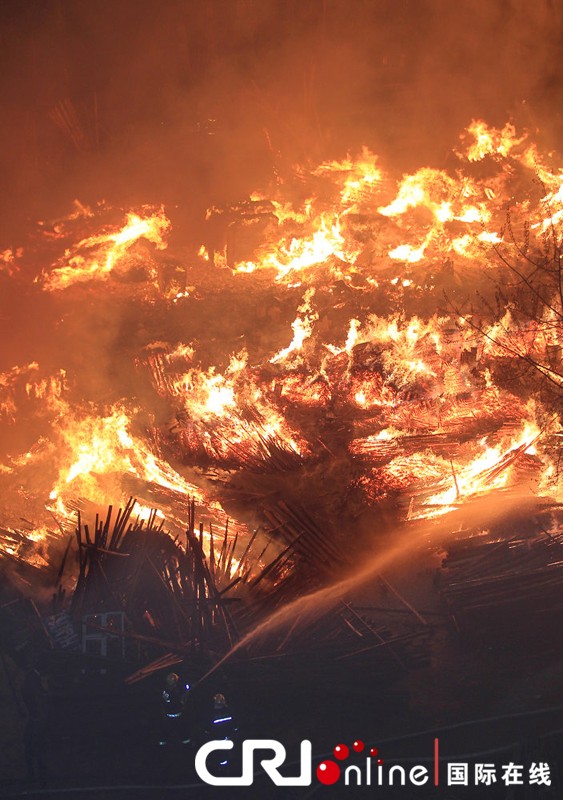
[165,672,179,687]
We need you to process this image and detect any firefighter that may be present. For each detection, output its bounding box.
[202,692,239,771]
[209,692,237,739]
[158,672,191,746]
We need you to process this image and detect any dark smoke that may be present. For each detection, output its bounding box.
[0,0,562,462]
[1,0,563,244]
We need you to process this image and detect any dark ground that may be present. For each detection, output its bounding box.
[2,548,563,800]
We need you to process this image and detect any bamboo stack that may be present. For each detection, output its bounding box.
[439,527,563,640]
[70,498,241,660]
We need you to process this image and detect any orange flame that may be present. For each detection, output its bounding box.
[43,207,171,290]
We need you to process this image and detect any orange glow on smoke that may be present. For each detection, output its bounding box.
[1,119,562,563]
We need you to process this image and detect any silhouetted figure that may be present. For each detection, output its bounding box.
[159,672,191,746]
[202,692,239,773]
[208,692,237,739]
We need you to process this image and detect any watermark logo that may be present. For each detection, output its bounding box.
[195,739,312,786]
[316,739,429,787]
[195,736,552,789]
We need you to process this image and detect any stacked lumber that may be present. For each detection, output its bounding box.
[71,498,238,659]
[439,526,563,642]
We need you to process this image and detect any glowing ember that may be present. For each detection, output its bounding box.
[42,207,171,290]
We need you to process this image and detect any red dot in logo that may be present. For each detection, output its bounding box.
[317,760,341,785]
[352,740,364,753]
[334,744,349,760]
[378,759,383,765]
[369,747,379,757]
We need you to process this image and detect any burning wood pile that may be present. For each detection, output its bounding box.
[70,499,439,684]
[60,494,335,656]
[71,498,239,661]
[0,119,562,683]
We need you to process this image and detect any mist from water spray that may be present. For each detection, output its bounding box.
[197,490,552,686]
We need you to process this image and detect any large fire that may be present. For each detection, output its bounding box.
[0,120,561,574]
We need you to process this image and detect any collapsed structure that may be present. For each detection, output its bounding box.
[0,120,561,691]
